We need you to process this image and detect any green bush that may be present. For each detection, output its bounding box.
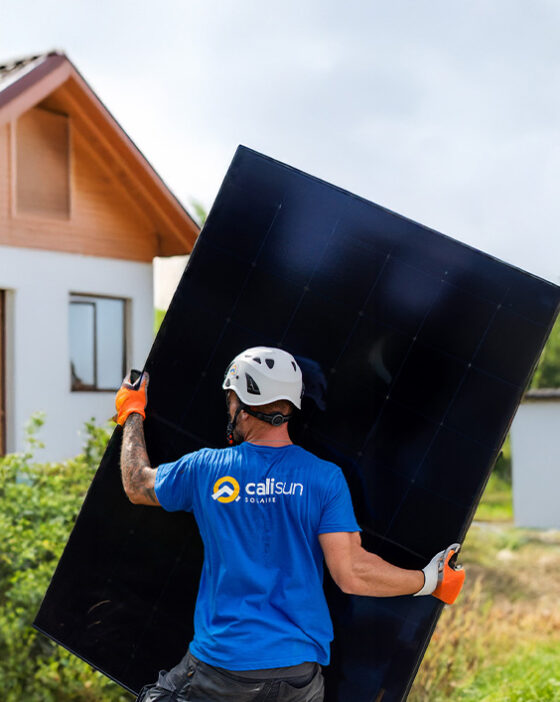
[0,414,132,702]
[154,308,166,334]
[493,433,512,483]
[474,472,513,523]
[530,315,560,389]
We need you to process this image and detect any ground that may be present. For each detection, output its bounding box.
[410,513,560,701]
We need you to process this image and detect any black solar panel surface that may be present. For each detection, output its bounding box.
[35,146,560,701]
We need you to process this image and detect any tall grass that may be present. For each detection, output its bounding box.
[411,579,560,700]
[410,523,560,701]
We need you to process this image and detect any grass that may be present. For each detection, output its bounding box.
[474,473,513,522]
[409,521,560,701]
[460,644,560,701]
[409,458,560,700]
[474,435,513,523]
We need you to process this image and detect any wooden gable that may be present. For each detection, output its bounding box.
[0,53,199,262]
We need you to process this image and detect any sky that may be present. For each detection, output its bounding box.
[3,0,560,284]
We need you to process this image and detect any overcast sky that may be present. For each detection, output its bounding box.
[3,0,560,284]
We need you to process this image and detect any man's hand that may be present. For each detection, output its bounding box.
[414,543,465,604]
[115,370,149,426]
[116,370,159,506]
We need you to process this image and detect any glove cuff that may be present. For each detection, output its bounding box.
[117,405,146,426]
[414,543,464,602]
[413,565,438,597]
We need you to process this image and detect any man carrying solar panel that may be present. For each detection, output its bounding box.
[116,346,465,702]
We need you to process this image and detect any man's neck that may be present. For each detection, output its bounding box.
[242,425,292,447]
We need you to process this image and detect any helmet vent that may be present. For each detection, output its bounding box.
[254,356,262,364]
[265,358,275,369]
[245,373,261,395]
[225,378,231,388]
[292,362,296,371]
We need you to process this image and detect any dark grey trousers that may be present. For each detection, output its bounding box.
[136,651,324,702]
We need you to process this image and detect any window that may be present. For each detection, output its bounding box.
[69,295,127,391]
[16,107,70,217]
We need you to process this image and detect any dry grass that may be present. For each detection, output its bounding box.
[409,524,560,701]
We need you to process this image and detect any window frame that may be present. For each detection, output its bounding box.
[69,293,128,393]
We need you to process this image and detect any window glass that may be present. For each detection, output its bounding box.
[69,302,95,389]
[69,295,126,391]
[96,298,125,390]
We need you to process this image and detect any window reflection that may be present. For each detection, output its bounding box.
[69,295,126,391]
[69,302,95,389]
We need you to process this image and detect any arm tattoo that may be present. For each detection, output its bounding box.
[120,414,158,504]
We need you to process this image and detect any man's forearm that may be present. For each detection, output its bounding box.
[120,413,158,505]
[320,533,463,602]
[351,550,424,597]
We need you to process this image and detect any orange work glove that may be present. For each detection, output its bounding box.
[115,370,149,426]
[414,543,465,605]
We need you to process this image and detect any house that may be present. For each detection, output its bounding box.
[510,388,560,529]
[0,51,199,461]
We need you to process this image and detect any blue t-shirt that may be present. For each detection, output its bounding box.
[154,441,360,670]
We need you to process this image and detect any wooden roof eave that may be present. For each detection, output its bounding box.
[0,54,72,124]
[62,67,199,255]
[0,54,199,257]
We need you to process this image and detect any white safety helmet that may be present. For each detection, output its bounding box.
[222,347,303,409]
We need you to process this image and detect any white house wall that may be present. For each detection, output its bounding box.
[0,245,153,461]
[153,254,189,310]
[510,402,560,529]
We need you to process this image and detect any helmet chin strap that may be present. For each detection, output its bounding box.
[226,405,245,446]
[226,402,292,445]
[242,404,292,426]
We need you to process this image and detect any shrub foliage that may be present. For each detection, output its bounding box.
[530,314,560,389]
[0,415,132,701]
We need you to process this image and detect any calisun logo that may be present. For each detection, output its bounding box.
[212,476,241,503]
[211,476,304,505]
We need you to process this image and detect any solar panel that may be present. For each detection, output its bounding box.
[34,146,560,701]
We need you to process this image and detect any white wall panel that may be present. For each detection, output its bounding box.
[511,401,560,529]
[0,245,153,461]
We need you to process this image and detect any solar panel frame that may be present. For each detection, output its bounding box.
[34,146,560,701]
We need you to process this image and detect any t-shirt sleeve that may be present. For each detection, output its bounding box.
[318,467,361,534]
[155,452,200,512]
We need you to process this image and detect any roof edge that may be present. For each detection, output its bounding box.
[0,52,70,119]
[0,50,199,254]
[524,388,560,401]
[65,59,199,242]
